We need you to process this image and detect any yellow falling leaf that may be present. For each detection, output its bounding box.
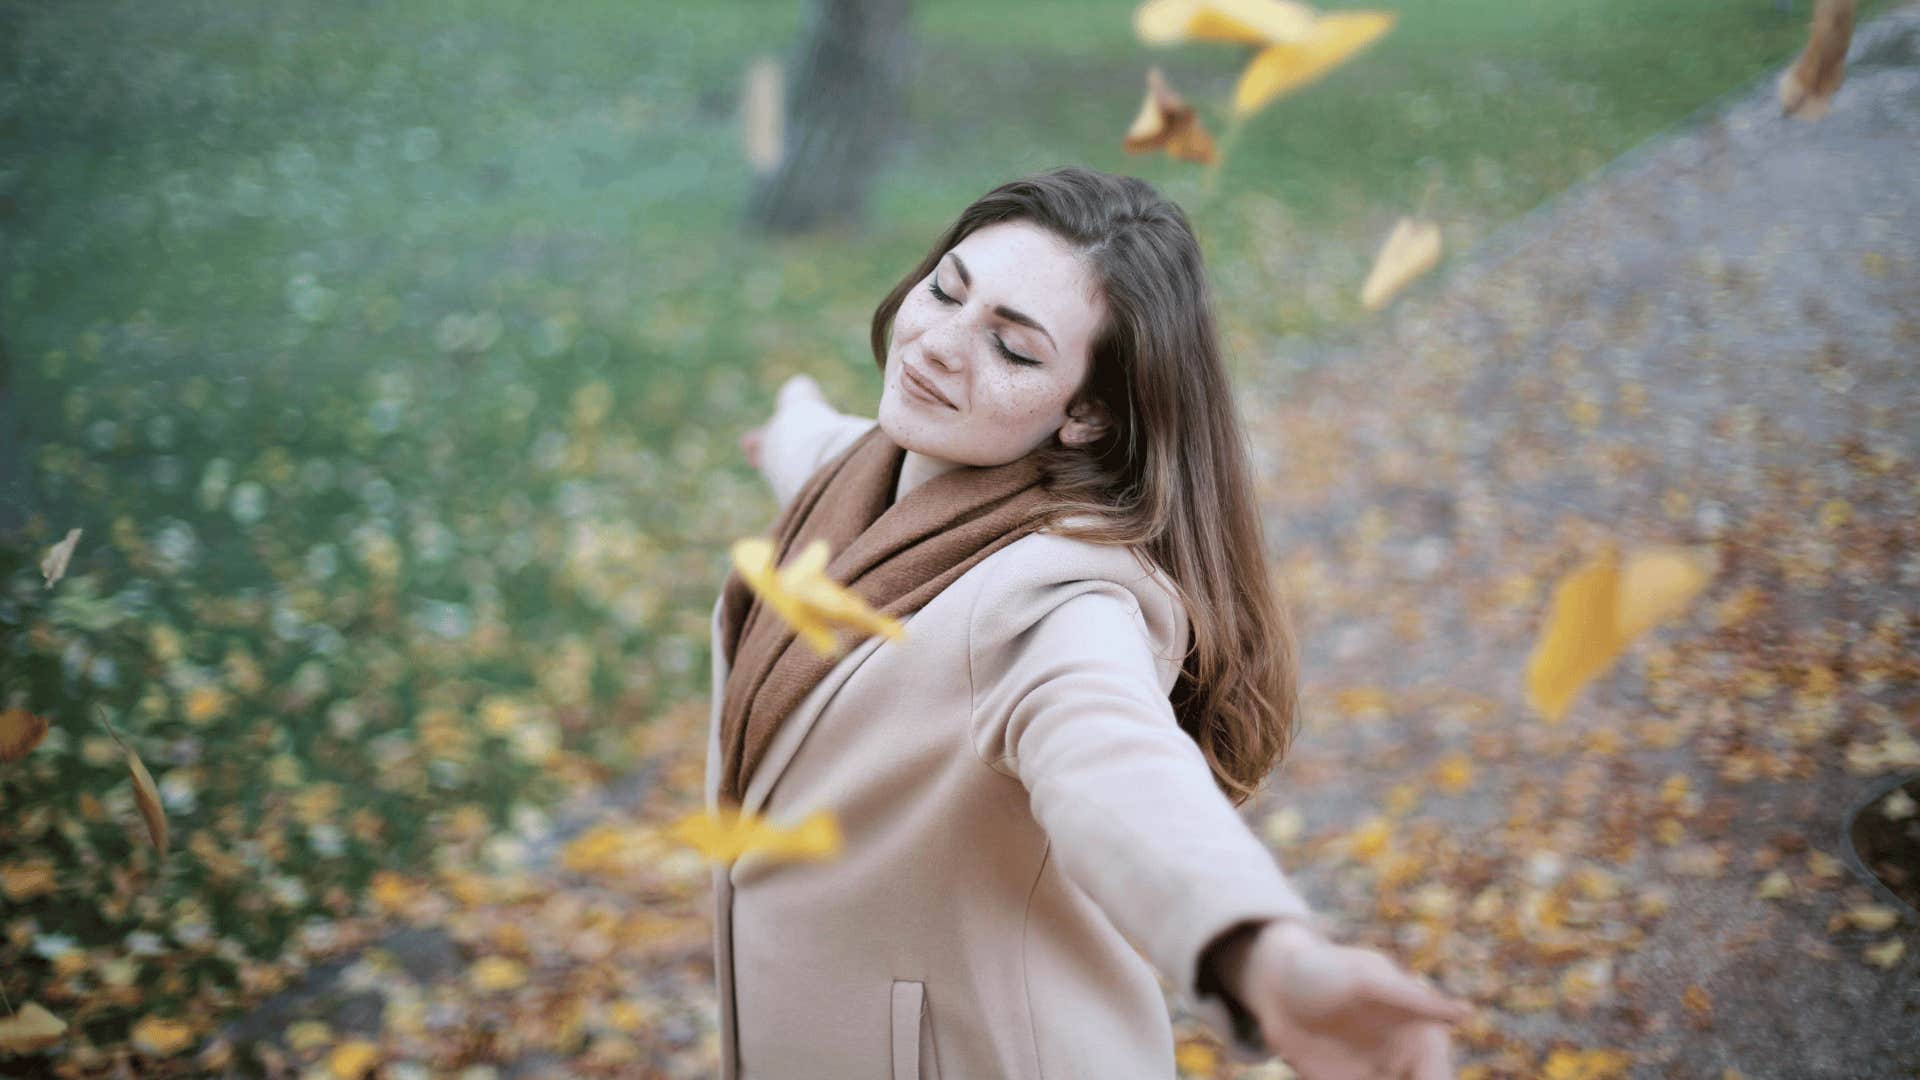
[0,708,49,764]
[328,1040,382,1080]
[1232,11,1396,116]
[1134,0,1318,46]
[129,1015,197,1058]
[126,744,169,861]
[1778,0,1854,121]
[1523,543,1718,723]
[1359,216,1442,310]
[731,538,906,658]
[1615,546,1719,641]
[40,527,82,587]
[1123,67,1220,165]
[0,1002,67,1056]
[667,805,842,866]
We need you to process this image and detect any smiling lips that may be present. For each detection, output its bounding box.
[903,364,956,409]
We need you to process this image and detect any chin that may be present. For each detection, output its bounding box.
[877,404,941,455]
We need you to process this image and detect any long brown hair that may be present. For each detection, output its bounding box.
[868,165,1298,807]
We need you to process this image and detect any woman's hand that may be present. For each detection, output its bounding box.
[1218,918,1474,1080]
[741,374,828,470]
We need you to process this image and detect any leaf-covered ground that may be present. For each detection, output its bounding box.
[132,7,1918,1079]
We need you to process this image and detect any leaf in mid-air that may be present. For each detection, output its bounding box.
[126,745,170,860]
[1232,10,1395,116]
[1134,0,1318,46]
[1778,0,1854,121]
[1359,216,1442,310]
[731,537,906,658]
[1525,543,1718,723]
[1123,67,1220,165]
[40,528,82,588]
[668,805,842,866]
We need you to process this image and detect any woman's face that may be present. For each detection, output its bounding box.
[878,220,1110,467]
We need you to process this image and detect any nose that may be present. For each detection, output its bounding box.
[917,307,970,374]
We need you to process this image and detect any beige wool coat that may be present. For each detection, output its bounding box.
[704,394,1319,1079]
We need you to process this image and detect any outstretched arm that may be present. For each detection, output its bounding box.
[971,578,1471,1074]
[739,374,877,512]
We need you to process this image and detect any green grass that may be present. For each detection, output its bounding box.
[0,0,1894,1042]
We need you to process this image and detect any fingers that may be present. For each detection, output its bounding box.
[1358,962,1474,1026]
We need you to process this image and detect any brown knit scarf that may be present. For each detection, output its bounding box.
[715,423,1056,809]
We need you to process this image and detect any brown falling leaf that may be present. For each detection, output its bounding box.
[1778,0,1854,120]
[1122,66,1219,165]
[127,745,169,861]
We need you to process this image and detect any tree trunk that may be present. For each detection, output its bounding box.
[746,0,913,235]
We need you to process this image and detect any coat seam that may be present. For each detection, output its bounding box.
[1021,840,1053,1080]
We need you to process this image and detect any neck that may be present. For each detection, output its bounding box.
[894,448,962,506]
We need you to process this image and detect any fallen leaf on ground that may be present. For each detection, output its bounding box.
[1863,937,1905,969]
[328,1040,382,1080]
[0,708,49,764]
[0,1002,67,1056]
[469,955,529,992]
[129,1015,196,1058]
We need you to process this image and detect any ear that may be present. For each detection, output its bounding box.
[1057,397,1113,448]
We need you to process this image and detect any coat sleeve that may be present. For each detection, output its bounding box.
[968,572,1321,1062]
[757,394,878,512]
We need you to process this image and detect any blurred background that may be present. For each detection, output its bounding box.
[2,0,1916,1076]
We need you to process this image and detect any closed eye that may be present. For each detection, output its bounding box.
[927,279,1041,367]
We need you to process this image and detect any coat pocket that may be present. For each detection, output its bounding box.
[889,979,941,1080]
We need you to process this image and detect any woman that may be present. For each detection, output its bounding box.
[711,166,1472,1079]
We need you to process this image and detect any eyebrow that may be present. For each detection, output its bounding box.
[946,253,1058,355]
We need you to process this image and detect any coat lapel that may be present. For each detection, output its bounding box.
[706,592,909,820]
